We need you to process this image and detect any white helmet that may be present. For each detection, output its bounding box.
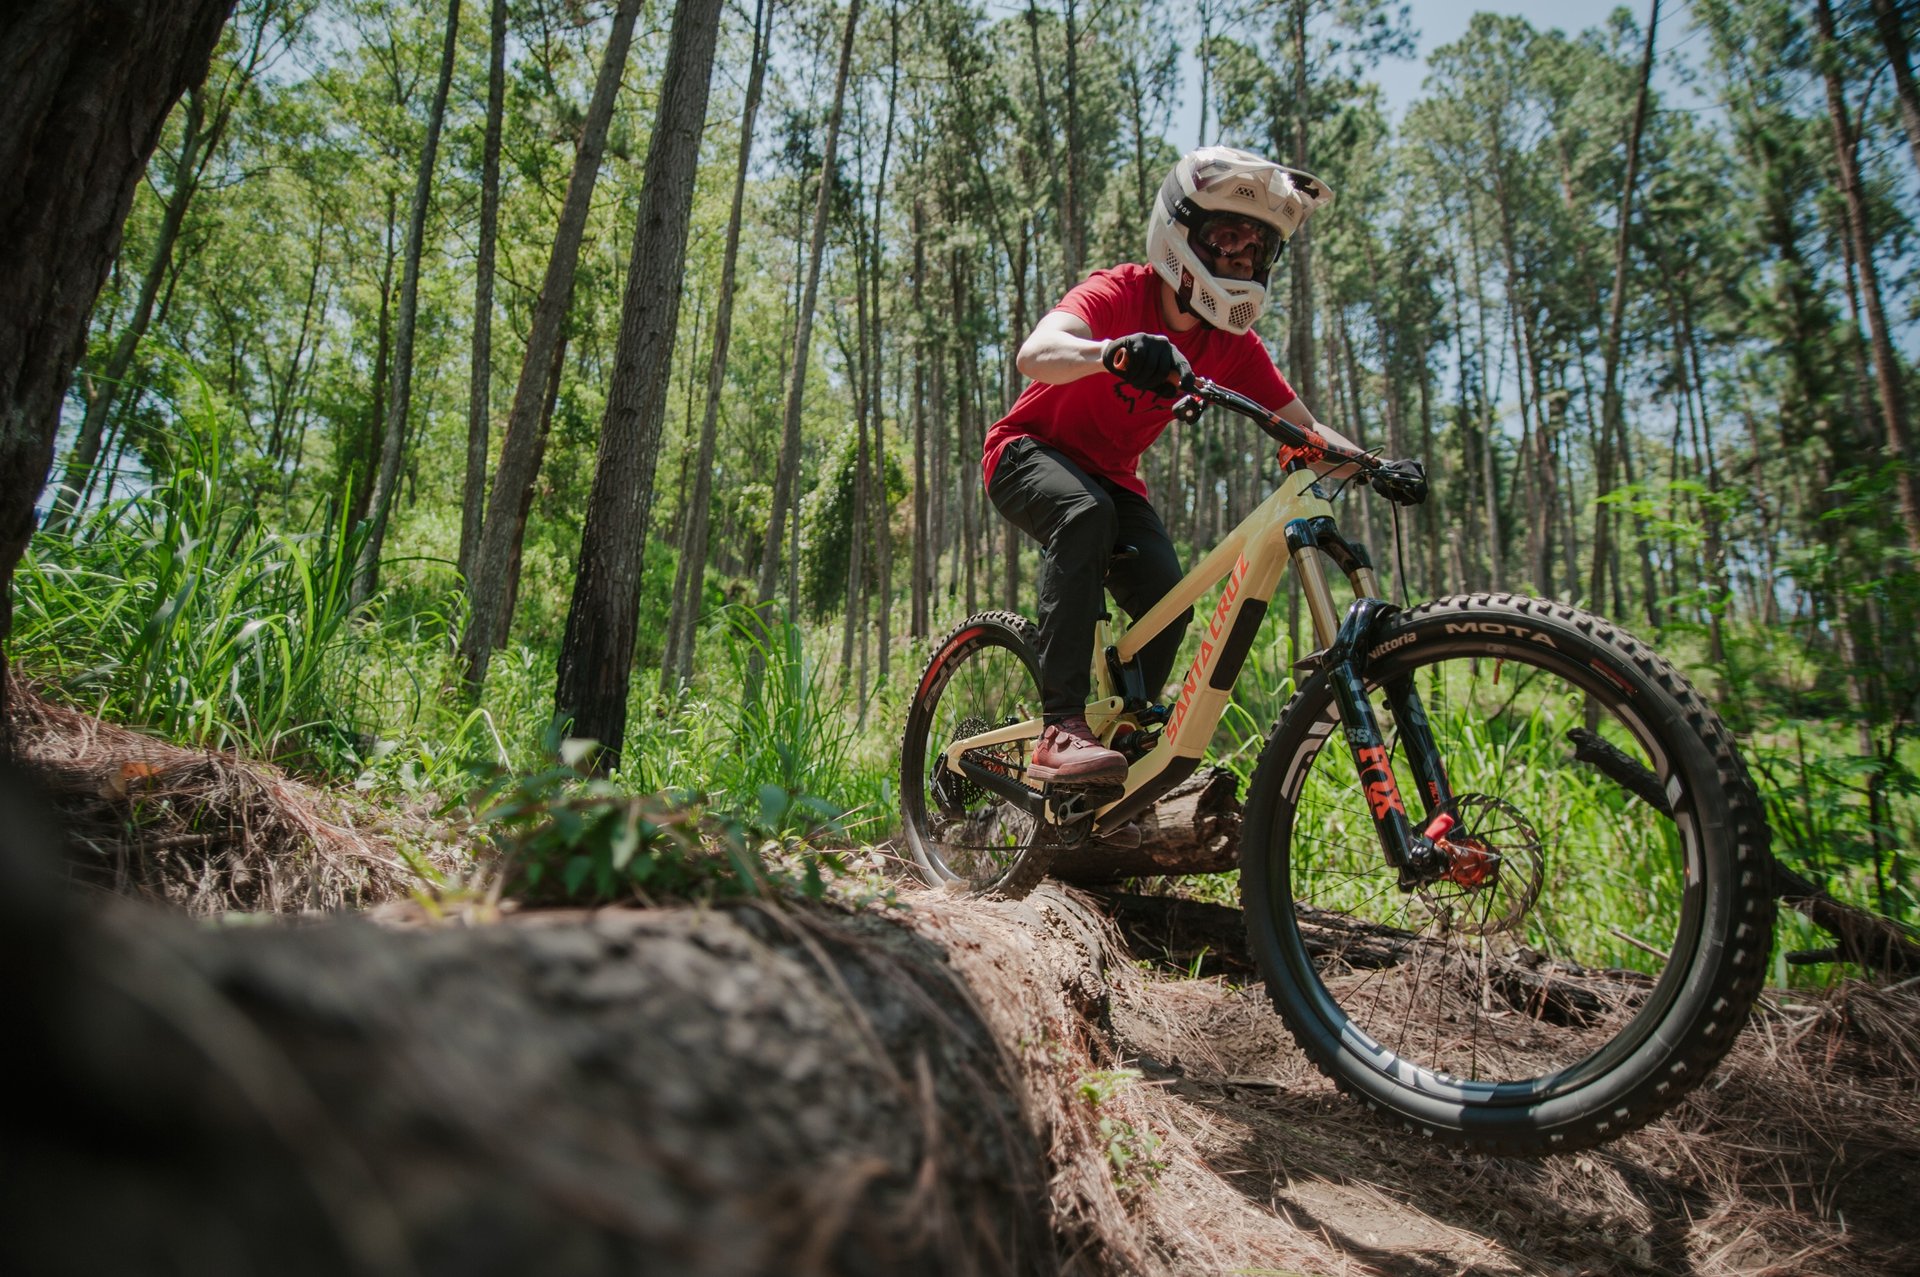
[1146,146,1333,335]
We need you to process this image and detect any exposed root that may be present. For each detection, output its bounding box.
[9,682,455,914]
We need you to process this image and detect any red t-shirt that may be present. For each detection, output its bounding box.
[982,263,1297,498]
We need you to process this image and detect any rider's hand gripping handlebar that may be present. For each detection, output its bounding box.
[1101,333,1190,395]
[1368,457,1427,506]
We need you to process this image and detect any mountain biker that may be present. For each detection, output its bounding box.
[983,145,1359,789]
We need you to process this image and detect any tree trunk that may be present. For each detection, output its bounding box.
[846,250,870,677]
[554,0,726,772]
[0,0,235,756]
[263,224,327,482]
[911,200,930,640]
[460,0,643,688]
[349,191,399,536]
[0,831,1062,1275]
[1869,0,1920,179]
[1048,767,1244,883]
[662,0,772,693]
[458,0,509,590]
[1061,0,1085,279]
[1460,205,1504,589]
[869,3,901,684]
[1021,2,1068,297]
[497,329,569,650]
[1284,0,1315,409]
[350,0,460,607]
[1815,0,1920,555]
[45,0,281,528]
[45,86,209,532]
[1590,0,1660,611]
[1492,143,1552,597]
[755,0,864,614]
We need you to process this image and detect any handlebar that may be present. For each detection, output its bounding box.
[1168,373,1428,507]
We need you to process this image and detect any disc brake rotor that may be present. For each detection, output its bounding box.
[1419,792,1545,936]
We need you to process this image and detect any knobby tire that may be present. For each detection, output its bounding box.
[901,611,1059,899]
[1241,593,1774,1155]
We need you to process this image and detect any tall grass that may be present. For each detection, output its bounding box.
[634,607,884,839]
[14,374,900,854]
[15,381,363,765]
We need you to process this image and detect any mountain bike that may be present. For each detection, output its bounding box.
[899,371,1776,1154]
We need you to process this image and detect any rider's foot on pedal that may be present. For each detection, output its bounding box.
[1028,714,1129,787]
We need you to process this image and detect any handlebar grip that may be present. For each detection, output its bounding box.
[1370,458,1428,506]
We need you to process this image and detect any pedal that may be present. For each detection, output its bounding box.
[1045,777,1126,807]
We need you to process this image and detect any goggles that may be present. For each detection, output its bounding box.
[1191,211,1285,280]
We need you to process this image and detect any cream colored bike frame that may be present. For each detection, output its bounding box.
[939,466,1382,821]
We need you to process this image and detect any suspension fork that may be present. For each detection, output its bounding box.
[1286,518,1456,885]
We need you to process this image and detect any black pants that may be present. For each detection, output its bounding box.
[986,438,1191,720]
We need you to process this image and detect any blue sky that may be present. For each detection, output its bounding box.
[1165,0,1702,147]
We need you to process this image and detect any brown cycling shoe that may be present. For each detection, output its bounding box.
[1027,714,1129,787]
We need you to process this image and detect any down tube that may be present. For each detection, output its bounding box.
[1156,474,1322,757]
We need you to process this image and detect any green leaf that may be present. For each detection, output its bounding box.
[562,855,594,895]
[608,805,641,871]
[549,805,587,847]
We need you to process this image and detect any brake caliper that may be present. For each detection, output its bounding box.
[1424,811,1501,889]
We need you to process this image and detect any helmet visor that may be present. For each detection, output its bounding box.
[1191,212,1284,281]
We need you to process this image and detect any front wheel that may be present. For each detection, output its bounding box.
[1241,594,1774,1154]
[901,611,1057,898]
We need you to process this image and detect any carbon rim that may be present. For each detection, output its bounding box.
[1266,636,1708,1106]
[901,622,1047,889]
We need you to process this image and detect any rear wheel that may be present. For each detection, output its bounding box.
[901,612,1058,898]
[1241,594,1774,1154]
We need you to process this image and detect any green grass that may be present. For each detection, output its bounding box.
[16,390,362,764]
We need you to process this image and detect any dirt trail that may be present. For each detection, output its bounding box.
[1101,961,1918,1276]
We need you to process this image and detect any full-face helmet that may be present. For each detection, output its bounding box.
[1146,147,1332,334]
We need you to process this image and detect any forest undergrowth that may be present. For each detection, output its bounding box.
[13,410,1916,972]
[9,413,1919,1276]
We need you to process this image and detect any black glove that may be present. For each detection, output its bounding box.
[1101,333,1188,394]
[1370,458,1428,506]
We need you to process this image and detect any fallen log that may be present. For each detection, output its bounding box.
[1047,766,1241,883]
[1772,861,1920,978]
[0,768,1166,1277]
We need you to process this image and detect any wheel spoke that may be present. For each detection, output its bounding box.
[900,616,1057,896]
